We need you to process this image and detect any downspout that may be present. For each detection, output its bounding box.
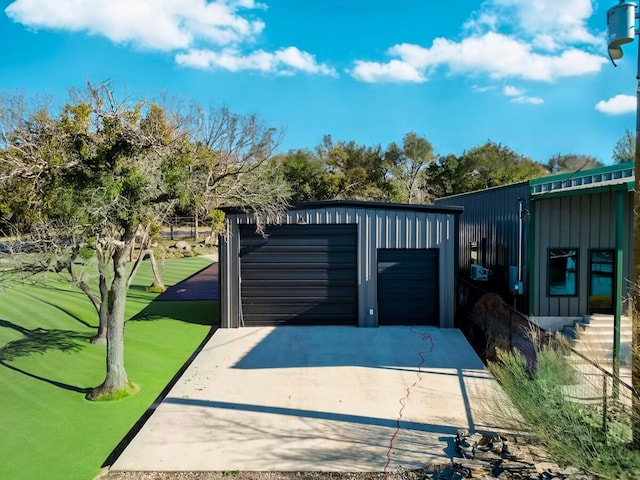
[614,190,624,387]
[527,200,537,317]
[518,198,524,287]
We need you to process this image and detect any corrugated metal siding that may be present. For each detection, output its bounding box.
[436,183,530,307]
[531,191,633,317]
[220,205,458,328]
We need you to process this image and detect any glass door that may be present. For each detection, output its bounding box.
[589,250,614,314]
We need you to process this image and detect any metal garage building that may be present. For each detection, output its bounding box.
[219,200,462,328]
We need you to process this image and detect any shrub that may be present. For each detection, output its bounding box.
[490,347,640,479]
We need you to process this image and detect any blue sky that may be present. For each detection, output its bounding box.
[0,0,637,164]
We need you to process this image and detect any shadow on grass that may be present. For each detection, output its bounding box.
[13,288,97,329]
[0,360,91,394]
[0,319,91,361]
[0,319,93,393]
[130,300,220,327]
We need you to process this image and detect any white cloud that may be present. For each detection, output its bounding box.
[595,95,636,115]
[350,60,425,84]
[502,85,543,105]
[351,33,606,84]
[176,47,337,76]
[503,85,523,97]
[6,0,335,76]
[472,85,496,93]
[352,0,605,85]
[511,96,544,105]
[468,0,599,50]
[5,0,265,51]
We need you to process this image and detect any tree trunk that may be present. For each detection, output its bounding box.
[86,245,133,400]
[90,274,109,344]
[90,247,111,344]
[194,212,199,240]
[147,250,165,289]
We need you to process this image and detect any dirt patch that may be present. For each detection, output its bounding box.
[103,469,441,480]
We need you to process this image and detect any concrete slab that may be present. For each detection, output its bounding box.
[110,326,509,473]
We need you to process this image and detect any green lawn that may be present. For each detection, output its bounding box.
[0,256,218,480]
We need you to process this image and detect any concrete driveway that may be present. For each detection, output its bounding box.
[110,326,509,473]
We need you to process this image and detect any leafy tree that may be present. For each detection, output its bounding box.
[544,154,603,174]
[613,129,635,164]
[385,132,435,204]
[425,142,547,198]
[424,154,479,199]
[0,83,287,400]
[459,141,547,190]
[275,149,336,201]
[317,135,394,201]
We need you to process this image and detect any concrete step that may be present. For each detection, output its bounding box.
[562,326,631,341]
[574,321,631,331]
[581,314,632,326]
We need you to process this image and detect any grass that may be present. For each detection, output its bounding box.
[0,256,218,480]
[489,345,640,479]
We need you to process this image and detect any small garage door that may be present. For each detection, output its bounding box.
[377,249,439,326]
[239,224,358,326]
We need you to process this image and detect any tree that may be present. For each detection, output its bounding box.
[459,141,547,189]
[544,154,603,174]
[317,135,394,201]
[424,154,479,199]
[385,132,435,204]
[179,105,289,235]
[613,129,635,164]
[275,149,336,201]
[0,83,287,400]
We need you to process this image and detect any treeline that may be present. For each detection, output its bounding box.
[273,132,619,204]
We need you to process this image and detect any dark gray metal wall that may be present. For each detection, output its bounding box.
[220,202,462,328]
[239,224,358,325]
[530,190,633,317]
[436,182,530,304]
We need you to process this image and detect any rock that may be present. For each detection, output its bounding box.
[448,430,594,480]
[174,240,191,251]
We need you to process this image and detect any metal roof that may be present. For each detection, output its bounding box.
[529,162,634,196]
[222,199,464,215]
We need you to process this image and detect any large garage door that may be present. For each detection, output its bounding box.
[239,224,358,326]
[377,249,439,326]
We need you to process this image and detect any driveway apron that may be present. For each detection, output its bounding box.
[110,326,508,472]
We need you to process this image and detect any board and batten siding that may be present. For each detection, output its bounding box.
[530,190,633,317]
[219,204,460,328]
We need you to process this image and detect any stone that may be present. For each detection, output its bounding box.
[174,240,191,251]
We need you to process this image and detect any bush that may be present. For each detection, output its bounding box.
[490,347,640,479]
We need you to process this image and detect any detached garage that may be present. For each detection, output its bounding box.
[220,200,462,328]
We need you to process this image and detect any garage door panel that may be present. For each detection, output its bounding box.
[240,255,357,265]
[240,269,356,281]
[378,249,439,326]
[239,224,358,326]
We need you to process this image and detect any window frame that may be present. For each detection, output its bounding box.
[547,248,579,297]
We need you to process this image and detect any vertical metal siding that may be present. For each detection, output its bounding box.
[436,183,530,309]
[220,205,458,328]
[532,191,633,317]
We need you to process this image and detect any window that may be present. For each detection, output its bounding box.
[548,249,578,296]
[470,242,478,264]
[589,250,614,314]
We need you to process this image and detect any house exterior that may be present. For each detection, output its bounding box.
[435,163,634,330]
[219,200,462,328]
